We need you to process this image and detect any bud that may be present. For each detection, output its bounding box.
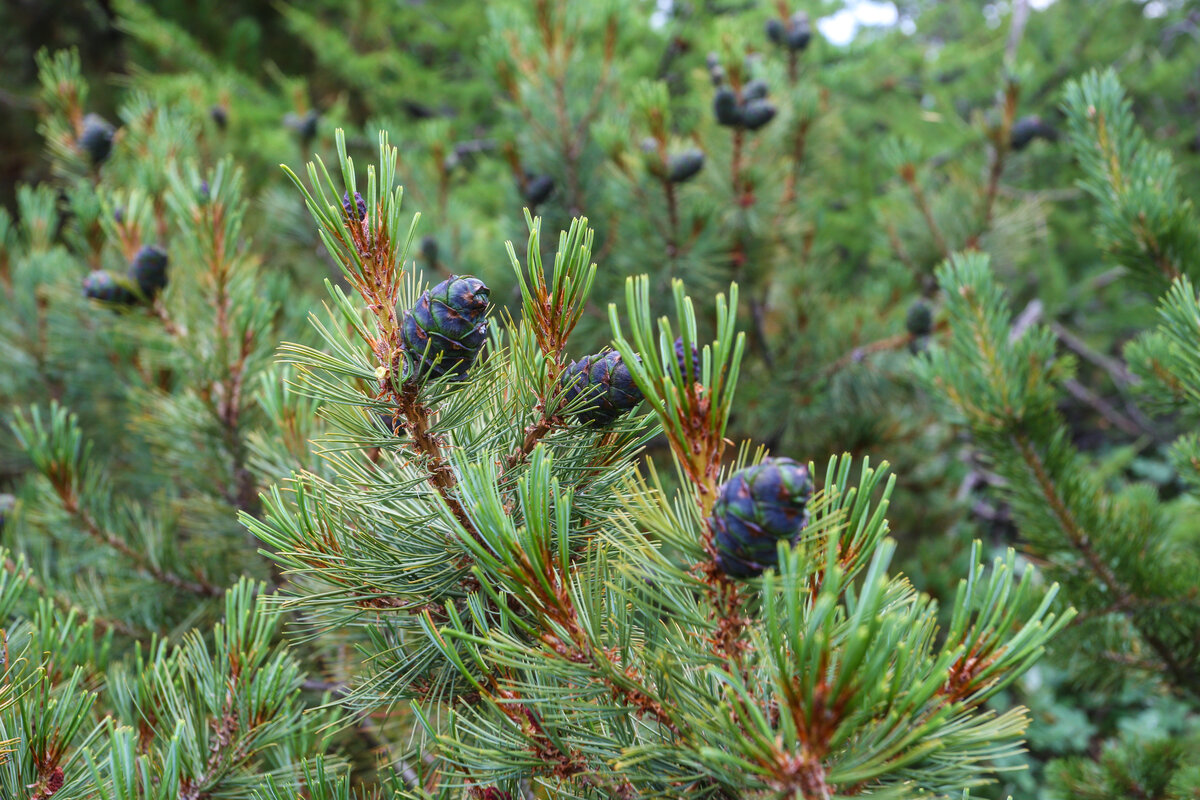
[343,191,367,221]
[667,149,705,183]
[78,114,115,166]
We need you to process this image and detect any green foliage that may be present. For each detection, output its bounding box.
[2,0,1200,797]
[920,69,1200,797]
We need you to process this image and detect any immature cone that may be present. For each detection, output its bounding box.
[765,17,786,45]
[402,275,490,380]
[709,457,814,578]
[523,174,555,206]
[78,114,115,166]
[742,79,769,102]
[741,100,777,131]
[128,245,169,299]
[210,105,228,130]
[667,149,705,183]
[714,88,741,127]
[786,12,812,51]
[420,235,439,266]
[83,270,138,306]
[1009,115,1058,151]
[561,350,643,425]
[905,299,933,337]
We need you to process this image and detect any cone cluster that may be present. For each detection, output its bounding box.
[84,245,169,307]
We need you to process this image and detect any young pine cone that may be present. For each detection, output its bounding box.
[83,270,139,306]
[709,457,814,578]
[78,113,115,166]
[561,350,643,425]
[128,245,169,299]
[402,275,490,381]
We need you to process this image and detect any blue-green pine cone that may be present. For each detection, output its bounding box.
[667,150,705,183]
[83,270,139,306]
[741,100,777,131]
[562,350,643,425]
[402,275,490,380]
[710,457,814,578]
[129,245,169,298]
[78,114,115,166]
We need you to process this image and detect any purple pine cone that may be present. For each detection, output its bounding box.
[562,350,643,425]
[710,458,814,578]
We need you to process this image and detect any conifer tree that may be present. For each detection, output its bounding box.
[2,3,1199,797]
[241,130,1070,798]
[919,70,1200,797]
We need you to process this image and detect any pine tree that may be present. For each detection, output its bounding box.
[239,131,1071,798]
[918,70,1200,797]
[2,3,1199,797]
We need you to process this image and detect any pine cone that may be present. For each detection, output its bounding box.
[285,110,319,142]
[766,17,786,45]
[743,79,769,102]
[905,300,933,337]
[710,458,814,578]
[402,275,490,380]
[714,88,741,127]
[78,114,115,166]
[562,350,643,425]
[523,174,555,206]
[83,270,139,306]
[786,12,812,51]
[129,245,169,299]
[420,235,439,267]
[667,149,705,183]
[741,100,777,132]
[1009,115,1058,151]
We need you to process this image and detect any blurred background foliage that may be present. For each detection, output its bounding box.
[2,0,1199,797]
